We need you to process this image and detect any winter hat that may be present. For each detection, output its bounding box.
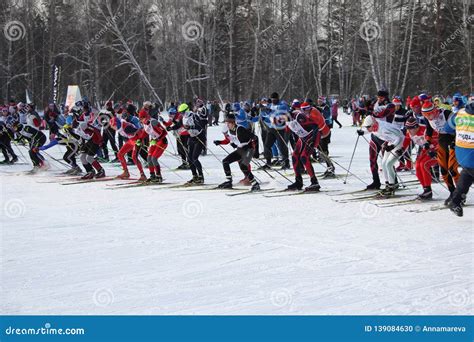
[168,108,177,115]
[126,103,137,114]
[419,93,431,102]
[453,95,463,103]
[232,102,241,111]
[362,115,376,127]
[270,92,279,100]
[405,117,419,129]
[410,96,421,109]
[292,99,301,108]
[300,102,311,111]
[392,98,402,106]
[377,89,389,98]
[465,103,474,115]
[421,101,435,116]
[138,109,150,120]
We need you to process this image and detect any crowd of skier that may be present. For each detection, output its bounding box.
[0,90,472,217]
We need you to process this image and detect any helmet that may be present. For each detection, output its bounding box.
[178,103,189,112]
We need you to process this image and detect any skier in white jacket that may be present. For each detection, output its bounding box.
[362,115,406,196]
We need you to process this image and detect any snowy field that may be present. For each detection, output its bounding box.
[0,112,472,315]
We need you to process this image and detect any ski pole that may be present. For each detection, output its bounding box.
[12,142,28,163]
[317,149,368,185]
[41,150,70,169]
[344,135,360,184]
[252,157,293,183]
[195,135,222,164]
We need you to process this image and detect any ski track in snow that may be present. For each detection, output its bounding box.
[0,112,472,315]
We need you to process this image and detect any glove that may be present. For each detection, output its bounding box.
[213,140,221,146]
[31,147,39,153]
[384,144,395,152]
[166,126,172,131]
[428,149,437,158]
[423,142,431,150]
[150,139,157,146]
[356,129,364,136]
[135,139,141,146]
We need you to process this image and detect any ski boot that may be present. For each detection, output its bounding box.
[138,173,147,182]
[116,170,130,179]
[81,170,95,180]
[305,177,321,192]
[444,192,454,206]
[250,179,260,191]
[379,184,396,197]
[322,167,336,179]
[177,163,190,170]
[280,161,291,170]
[187,175,199,184]
[258,163,271,170]
[9,156,18,164]
[147,173,156,183]
[450,203,463,217]
[70,166,82,175]
[416,186,432,201]
[366,181,381,190]
[95,168,106,179]
[195,175,205,184]
[287,176,303,191]
[218,178,233,189]
[154,175,163,183]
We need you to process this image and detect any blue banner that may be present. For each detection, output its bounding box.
[0,316,471,341]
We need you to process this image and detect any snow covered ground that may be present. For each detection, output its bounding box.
[0,112,472,315]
